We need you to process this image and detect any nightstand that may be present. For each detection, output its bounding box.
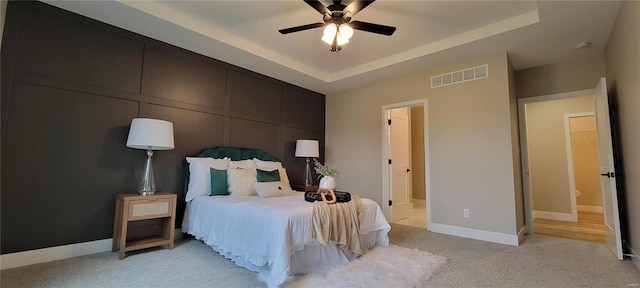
[112,192,177,259]
[293,184,318,192]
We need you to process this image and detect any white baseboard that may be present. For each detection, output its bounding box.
[577,205,603,213]
[0,239,113,270]
[429,223,519,246]
[412,199,426,207]
[532,210,577,222]
[1,229,184,270]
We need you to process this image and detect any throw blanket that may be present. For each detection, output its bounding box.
[311,196,363,255]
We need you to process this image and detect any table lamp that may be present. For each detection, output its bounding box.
[295,139,319,187]
[126,118,175,195]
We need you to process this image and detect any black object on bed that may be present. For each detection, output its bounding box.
[304,190,352,203]
[183,146,281,195]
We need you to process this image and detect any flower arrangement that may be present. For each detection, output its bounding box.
[313,158,339,178]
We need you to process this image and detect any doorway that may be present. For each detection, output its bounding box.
[382,99,429,229]
[519,78,623,260]
[532,112,605,243]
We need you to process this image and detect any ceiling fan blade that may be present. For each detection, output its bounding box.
[304,0,330,15]
[350,20,396,36]
[279,22,325,34]
[345,0,375,16]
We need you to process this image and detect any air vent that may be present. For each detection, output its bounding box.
[431,64,489,88]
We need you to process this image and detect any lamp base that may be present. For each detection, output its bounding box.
[137,148,157,196]
[304,157,313,186]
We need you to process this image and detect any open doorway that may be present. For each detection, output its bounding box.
[382,99,429,229]
[535,111,605,243]
[520,93,605,242]
[519,78,623,260]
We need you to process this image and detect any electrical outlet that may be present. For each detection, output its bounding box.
[463,209,470,218]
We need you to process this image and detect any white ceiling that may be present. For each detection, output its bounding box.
[44,0,622,94]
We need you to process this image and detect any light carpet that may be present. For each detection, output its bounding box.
[285,245,447,288]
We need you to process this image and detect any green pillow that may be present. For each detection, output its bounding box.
[257,169,280,182]
[210,168,229,196]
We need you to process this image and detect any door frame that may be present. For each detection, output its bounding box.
[381,99,430,228]
[563,112,596,221]
[518,89,594,234]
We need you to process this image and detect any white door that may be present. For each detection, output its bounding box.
[389,107,411,221]
[594,77,623,260]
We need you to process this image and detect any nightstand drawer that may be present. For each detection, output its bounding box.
[128,198,172,221]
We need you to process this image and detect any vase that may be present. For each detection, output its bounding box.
[319,176,336,190]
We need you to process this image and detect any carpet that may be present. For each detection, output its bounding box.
[285,245,447,288]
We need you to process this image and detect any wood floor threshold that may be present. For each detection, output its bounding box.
[533,211,605,244]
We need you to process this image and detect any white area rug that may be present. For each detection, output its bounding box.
[285,245,447,288]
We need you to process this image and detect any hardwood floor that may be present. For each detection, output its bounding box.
[533,211,605,243]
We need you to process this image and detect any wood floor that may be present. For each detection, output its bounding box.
[533,211,605,243]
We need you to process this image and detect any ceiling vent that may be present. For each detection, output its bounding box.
[431,64,488,88]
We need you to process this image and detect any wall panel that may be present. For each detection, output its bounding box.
[284,86,325,131]
[229,69,284,121]
[228,118,281,159]
[1,83,137,253]
[147,45,227,109]
[13,4,144,93]
[1,1,324,254]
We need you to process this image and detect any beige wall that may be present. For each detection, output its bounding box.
[326,53,519,236]
[515,55,606,99]
[570,116,602,207]
[410,106,425,201]
[604,1,640,263]
[526,96,594,214]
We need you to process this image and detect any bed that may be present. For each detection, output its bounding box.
[181,147,391,288]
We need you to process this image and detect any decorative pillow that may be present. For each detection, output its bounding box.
[253,158,283,171]
[253,181,294,198]
[229,159,257,169]
[257,169,280,182]
[278,168,290,184]
[209,168,229,196]
[227,168,258,196]
[185,157,230,202]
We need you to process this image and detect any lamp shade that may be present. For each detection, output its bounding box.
[295,140,319,157]
[126,118,175,150]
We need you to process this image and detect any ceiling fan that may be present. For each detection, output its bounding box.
[279,0,397,52]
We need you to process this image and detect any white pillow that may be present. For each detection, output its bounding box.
[253,158,283,171]
[278,168,290,184]
[227,168,257,196]
[253,181,294,198]
[229,159,257,169]
[185,157,230,202]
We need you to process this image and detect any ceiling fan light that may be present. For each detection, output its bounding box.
[321,34,334,45]
[336,31,350,45]
[323,24,337,37]
[322,23,337,45]
[339,24,354,39]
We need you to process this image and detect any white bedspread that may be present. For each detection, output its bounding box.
[182,193,390,288]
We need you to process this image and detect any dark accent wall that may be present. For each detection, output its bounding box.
[0,1,325,254]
